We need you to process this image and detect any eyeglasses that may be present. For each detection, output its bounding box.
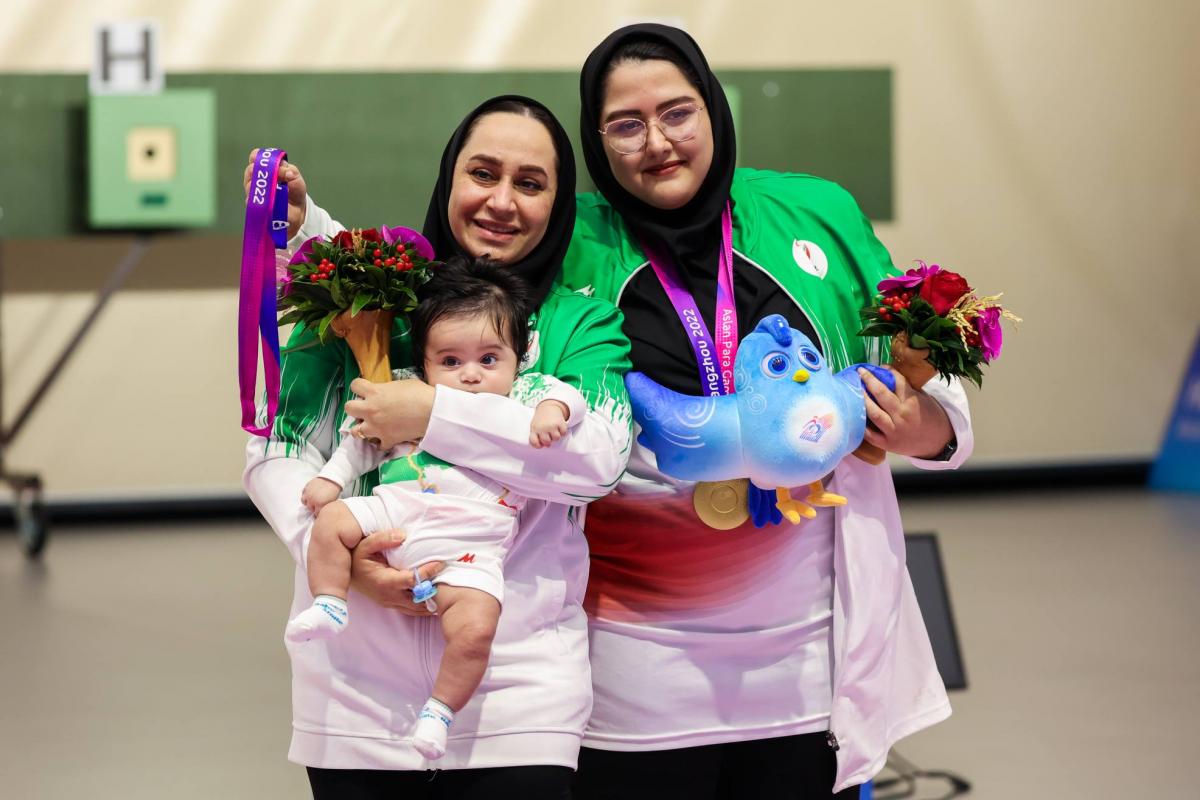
[598,103,705,155]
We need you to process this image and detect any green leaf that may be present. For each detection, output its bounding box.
[277,309,305,327]
[329,279,347,308]
[281,337,322,355]
[317,311,338,343]
[351,293,372,316]
[365,265,388,290]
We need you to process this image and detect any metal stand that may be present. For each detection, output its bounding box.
[1,234,150,557]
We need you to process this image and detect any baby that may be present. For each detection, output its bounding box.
[286,256,586,759]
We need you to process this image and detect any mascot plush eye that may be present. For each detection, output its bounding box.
[761,352,791,377]
[798,346,823,371]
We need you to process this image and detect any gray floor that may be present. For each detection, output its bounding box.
[1,488,1197,798]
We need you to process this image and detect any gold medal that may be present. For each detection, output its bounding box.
[693,479,749,530]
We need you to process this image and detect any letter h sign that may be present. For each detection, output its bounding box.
[90,20,164,95]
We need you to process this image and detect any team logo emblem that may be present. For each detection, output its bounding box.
[799,413,834,443]
[792,240,828,279]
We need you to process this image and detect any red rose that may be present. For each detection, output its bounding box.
[332,230,355,249]
[359,228,382,243]
[919,270,971,315]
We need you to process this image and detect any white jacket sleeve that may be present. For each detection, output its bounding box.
[286,194,344,250]
[904,376,974,471]
[420,386,628,506]
[316,433,391,489]
[244,436,321,568]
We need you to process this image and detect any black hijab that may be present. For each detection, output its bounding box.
[579,23,736,284]
[422,95,576,309]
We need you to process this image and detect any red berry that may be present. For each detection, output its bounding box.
[374,259,383,266]
[373,249,382,257]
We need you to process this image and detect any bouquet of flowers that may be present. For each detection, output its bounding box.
[853,261,1019,465]
[278,225,437,382]
[859,261,1019,390]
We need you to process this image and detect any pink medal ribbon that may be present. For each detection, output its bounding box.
[238,147,289,436]
[642,203,738,396]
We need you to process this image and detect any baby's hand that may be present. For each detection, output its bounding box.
[529,399,570,449]
[301,478,342,514]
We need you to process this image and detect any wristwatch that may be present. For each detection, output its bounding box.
[931,436,958,462]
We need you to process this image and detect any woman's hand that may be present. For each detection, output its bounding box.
[243,149,308,239]
[344,378,437,450]
[857,367,953,459]
[350,530,445,616]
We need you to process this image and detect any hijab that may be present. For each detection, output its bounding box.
[422,95,577,309]
[579,23,736,283]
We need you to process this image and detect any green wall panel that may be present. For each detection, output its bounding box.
[0,70,890,238]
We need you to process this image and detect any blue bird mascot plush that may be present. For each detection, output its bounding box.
[625,314,893,526]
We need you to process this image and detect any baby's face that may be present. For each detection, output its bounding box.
[422,314,519,396]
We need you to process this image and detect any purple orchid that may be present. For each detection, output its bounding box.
[974,305,1004,361]
[288,236,320,266]
[877,261,942,294]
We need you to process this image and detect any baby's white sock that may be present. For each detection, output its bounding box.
[412,697,455,759]
[285,595,349,643]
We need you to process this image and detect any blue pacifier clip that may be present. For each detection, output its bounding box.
[411,565,438,613]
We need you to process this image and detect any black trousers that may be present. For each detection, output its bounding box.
[307,765,572,800]
[573,732,860,800]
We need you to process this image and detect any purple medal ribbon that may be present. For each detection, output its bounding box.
[643,203,738,397]
[238,147,289,437]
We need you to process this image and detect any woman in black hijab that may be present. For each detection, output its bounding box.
[422,95,577,310]
[562,24,971,799]
[245,96,632,799]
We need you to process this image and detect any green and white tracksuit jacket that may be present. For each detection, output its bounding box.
[559,169,973,792]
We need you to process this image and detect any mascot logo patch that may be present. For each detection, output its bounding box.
[792,240,829,279]
[799,413,835,443]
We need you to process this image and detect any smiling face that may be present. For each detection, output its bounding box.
[447,112,558,264]
[599,58,713,210]
[421,312,520,397]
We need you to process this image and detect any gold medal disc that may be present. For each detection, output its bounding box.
[693,479,750,530]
